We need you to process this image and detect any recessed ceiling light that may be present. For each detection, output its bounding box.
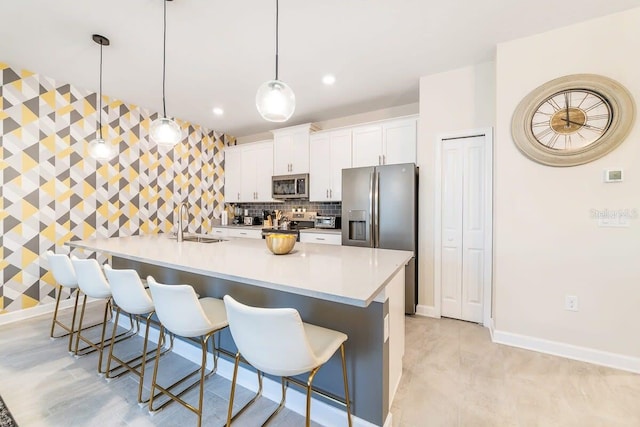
[322,74,336,85]
[212,107,224,116]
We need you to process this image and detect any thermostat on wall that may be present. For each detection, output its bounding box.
[604,169,623,183]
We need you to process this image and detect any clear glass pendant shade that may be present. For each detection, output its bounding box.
[256,79,295,122]
[88,137,115,161]
[150,117,182,146]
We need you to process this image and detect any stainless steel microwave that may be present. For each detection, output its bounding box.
[272,174,309,199]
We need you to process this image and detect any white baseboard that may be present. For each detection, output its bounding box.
[415,304,438,318]
[488,318,495,341]
[492,327,640,374]
[122,317,383,427]
[0,298,101,326]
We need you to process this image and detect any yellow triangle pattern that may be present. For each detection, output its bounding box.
[0,63,228,314]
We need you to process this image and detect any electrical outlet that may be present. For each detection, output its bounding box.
[565,295,578,311]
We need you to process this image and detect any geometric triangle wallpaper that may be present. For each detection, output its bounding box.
[0,62,234,314]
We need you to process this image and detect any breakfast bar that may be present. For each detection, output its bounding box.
[68,234,412,426]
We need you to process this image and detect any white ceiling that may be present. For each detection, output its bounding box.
[1,1,639,137]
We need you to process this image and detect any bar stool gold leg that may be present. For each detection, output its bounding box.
[305,367,320,427]
[225,354,264,426]
[340,344,352,427]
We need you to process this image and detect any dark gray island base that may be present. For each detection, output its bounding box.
[115,257,390,425]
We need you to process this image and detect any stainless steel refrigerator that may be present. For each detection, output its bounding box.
[341,163,418,314]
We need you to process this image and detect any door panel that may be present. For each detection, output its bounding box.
[329,131,352,201]
[377,163,416,251]
[309,133,331,201]
[352,125,382,168]
[440,140,463,319]
[440,135,488,323]
[341,166,374,247]
[461,138,486,322]
[383,119,417,165]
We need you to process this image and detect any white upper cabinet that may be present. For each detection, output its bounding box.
[309,129,352,201]
[224,146,242,203]
[352,116,417,167]
[224,140,274,203]
[271,123,318,175]
[351,125,382,168]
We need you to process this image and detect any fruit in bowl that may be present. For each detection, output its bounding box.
[265,233,296,255]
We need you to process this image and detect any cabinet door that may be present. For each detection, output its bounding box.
[328,130,352,201]
[383,118,417,165]
[290,130,310,174]
[241,148,258,202]
[224,147,242,203]
[273,132,294,175]
[352,125,383,168]
[309,133,331,201]
[254,141,274,201]
[273,127,311,175]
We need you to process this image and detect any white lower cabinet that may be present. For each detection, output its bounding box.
[210,227,228,238]
[227,228,262,239]
[300,232,342,245]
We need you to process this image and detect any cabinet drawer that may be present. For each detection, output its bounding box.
[210,228,228,237]
[227,228,262,239]
[300,232,342,245]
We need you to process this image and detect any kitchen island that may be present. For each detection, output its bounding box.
[68,234,412,426]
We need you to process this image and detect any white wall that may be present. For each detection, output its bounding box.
[417,62,496,310]
[494,8,640,360]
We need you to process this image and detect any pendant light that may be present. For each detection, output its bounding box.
[150,0,182,147]
[256,0,295,122]
[88,34,116,161]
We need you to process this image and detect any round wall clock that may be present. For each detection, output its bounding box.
[511,74,635,167]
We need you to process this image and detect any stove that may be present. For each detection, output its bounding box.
[261,211,316,241]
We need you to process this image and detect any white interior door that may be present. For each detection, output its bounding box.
[440,134,490,323]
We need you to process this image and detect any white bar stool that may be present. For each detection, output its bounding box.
[45,250,81,351]
[70,258,136,373]
[146,276,230,427]
[223,295,352,427]
[103,265,172,405]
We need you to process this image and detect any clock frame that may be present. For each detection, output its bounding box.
[511,74,635,167]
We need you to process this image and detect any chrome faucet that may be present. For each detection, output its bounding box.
[176,202,189,242]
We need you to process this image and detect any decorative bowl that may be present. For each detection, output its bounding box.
[265,233,296,255]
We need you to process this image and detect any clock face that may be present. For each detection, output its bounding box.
[511,74,635,167]
[531,89,613,152]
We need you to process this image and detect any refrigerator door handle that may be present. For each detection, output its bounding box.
[369,172,375,248]
[374,171,380,247]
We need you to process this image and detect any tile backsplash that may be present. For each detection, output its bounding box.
[230,201,342,219]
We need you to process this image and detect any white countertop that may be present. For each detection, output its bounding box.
[68,234,412,307]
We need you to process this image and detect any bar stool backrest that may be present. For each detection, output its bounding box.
[223,295,318,377]
[147,276,215,338]
[103,265,154,315]
[70,258,112,299]
[46,250,78,288]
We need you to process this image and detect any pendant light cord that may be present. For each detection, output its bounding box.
[162,0,168,118]
[98,41,103,139]
[275,0,279,80]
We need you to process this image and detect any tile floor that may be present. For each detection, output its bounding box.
[1,307,640,426]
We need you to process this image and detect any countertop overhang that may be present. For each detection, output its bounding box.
[67,235,413,307]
